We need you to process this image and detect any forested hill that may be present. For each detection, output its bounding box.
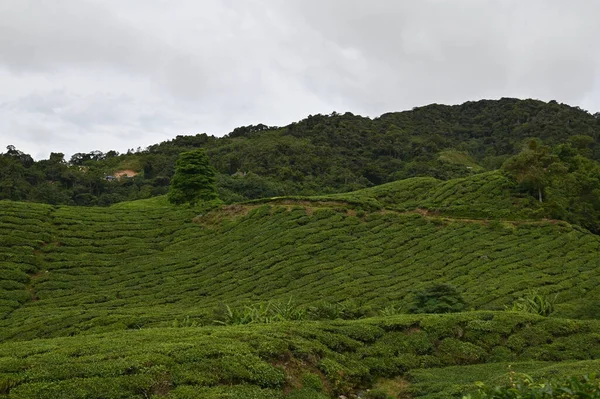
[1,97,599,206]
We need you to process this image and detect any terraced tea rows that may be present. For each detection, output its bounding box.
[1,192,599,341]
[308,171,543,219]
[2,170,600,398]
[1,312,599,398]
[0,201,52,317]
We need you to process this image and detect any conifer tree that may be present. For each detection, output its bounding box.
[168,149,218,205]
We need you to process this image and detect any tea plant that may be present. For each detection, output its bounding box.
[464,373,600,399]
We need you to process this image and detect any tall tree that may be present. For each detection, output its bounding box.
[502,139,566,203]
[168,149,218,206]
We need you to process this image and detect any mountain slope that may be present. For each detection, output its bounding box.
[2,170,600,397]
[1,172,599,343]
[1,313,600,398]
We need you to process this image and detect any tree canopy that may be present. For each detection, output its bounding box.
[1,98,600,210]
[167,149,218,206]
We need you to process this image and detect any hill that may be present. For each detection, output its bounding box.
[1,98,599,206]
[1,99,600,397]
[1,313,600,398]
[1,172,600,343]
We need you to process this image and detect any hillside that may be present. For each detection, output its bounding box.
[1,181,600,397]
[2,122,600,397]
[1,172,600,342]
[1,313,600,398]
[2,98,600,206]
[0,174,599,396]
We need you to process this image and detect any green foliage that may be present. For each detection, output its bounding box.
[0,376,20,395]
[172,315,201,328]
[365,389,392,399]
[508,290,557,317]
[1,154,600,397]
[286,388,329,399]
[503,139,566,203]
[0,314,598,398]
[4,98,600,208]
[465,373,600,399]
[2,189,600,343]
[168,149,218,205]
[214,299,307,325]
[438,149,485,172]
[300,373,323,391]
[321,170,543,220]
[379,305,403,317]
[306,300,371,320]
[407,361,600,398]
[409,284,467,314]
[502,140,600,233]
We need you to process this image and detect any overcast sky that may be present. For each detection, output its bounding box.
[1,0,599,159]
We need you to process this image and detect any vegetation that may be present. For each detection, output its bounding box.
[465,373,600,398]
[409,284,467,314]
[406,362,600,398]
[0,313,600,398]
[168,149,218,206]
[2,98,600,207]
[1,97,600,397]
[507,291,557,317]
[2,176,600,342]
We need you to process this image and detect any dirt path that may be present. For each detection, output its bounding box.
[196,200,563,228]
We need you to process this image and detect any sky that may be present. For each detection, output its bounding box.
[1,0,599,160]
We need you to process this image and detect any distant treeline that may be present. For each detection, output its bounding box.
[1,97,599,206]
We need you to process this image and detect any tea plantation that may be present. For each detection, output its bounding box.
[1,171,600,398]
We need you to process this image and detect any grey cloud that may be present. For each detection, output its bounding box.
[0,89,205,158]
[0,0,154,71]
[0,0,214,100]
[272,0,600,112]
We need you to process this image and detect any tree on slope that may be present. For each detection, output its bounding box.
[409,284,467,314]
[168,149,218,206]
[502,139,566,203]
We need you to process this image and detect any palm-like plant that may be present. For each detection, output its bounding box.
[508,290,557,316]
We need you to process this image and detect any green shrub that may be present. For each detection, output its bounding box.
[307,301,347,320]
[409,284,467,314]
[366,389,391,399]
[508,290,557,317]
[378,304,403,317]
[300,373,323,391]
[465,373,600,399]
[286,388,329,399]
[437,338,488,365]
[214,300,306,325]
[270,298,307,321]
[172,316,200,328]
[0,376,20,395]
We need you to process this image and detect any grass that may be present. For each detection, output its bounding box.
[1,171,600,397]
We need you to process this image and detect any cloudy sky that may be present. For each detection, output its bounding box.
[1,0,599,159]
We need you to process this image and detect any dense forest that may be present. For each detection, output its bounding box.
[2,98,599,207]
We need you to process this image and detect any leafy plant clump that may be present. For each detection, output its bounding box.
[507,290,557,317]
[409,284,467,314]
[465,373,600,399]
[213,298,307,325]
[168,148,219,206]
